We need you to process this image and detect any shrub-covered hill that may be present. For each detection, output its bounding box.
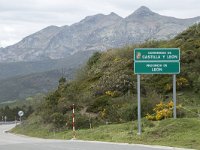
[26,23,200,130]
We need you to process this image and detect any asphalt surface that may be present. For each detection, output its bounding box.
[0,124,190,150]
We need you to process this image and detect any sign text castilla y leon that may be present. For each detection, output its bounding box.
[134,48,180,74]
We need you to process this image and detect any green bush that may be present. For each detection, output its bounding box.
[50,112,65,128]
[120,104,138,121]
[87,52,101,68]
[87,96,110,113]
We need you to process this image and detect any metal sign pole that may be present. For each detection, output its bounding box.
[4,116,7,124]
[173,74,177,119]
[137,74,141,135]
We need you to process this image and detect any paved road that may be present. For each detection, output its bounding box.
[0,124,189,150]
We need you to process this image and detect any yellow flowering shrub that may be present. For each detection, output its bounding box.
[113,57,122,62]
[146,101,174,121]
[177,77,189,90]
[164,77,189,92]
[164,83,172,92]
[105,91,113,96]
[100,108,107,119]
[146,113,155,121]
[167,101,173,108]
[105,90,120,97]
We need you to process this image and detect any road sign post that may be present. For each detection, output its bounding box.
[173,74,177,119]
[18,111,24,123]
[137,75,141,135]
[72,104,76,139]
[4,116,7,123]
[134,48,180,135]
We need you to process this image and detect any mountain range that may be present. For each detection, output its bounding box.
[0,6,200,62]
[0,51,93,102]
[0,6,200,102]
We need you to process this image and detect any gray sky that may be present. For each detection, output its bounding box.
[0,0,200,47]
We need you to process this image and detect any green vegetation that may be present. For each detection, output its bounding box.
[0,94,44,121]
[0,50,92,103]
[11,23,200,149]
[13,118,200,149]
[31,23,200,129]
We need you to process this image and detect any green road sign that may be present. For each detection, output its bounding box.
[134,61,180,74]
[134,48,180,74]
[134,48,180,61]
[134,48,180,134]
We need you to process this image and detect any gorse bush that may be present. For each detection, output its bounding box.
[146,101,174,121]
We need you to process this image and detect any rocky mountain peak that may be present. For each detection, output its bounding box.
[108,12,122,18]
[79,12,122,25]
[79,14,107,24]
[126,6,157,20]
[134,6,156,16]
[0,6,199,62]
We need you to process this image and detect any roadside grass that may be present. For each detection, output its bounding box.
[12,118,200,149]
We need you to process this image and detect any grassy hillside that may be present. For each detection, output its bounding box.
[13,118,200,149]
[12,23,200,148]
